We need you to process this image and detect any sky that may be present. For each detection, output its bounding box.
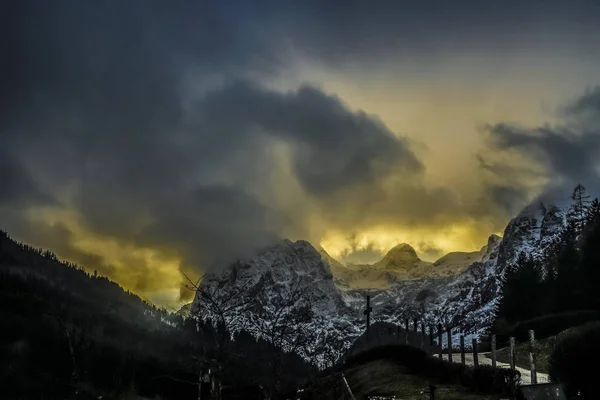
[3,0,600,307]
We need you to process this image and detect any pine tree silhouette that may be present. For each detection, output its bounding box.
[568,184,591,237]
[495,252,542,323]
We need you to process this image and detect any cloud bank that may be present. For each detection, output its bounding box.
[3,0,600,305]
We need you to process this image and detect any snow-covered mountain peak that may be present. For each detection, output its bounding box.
[238,238,335,283]
[481,234,502,261]
[191,196,571,355]
[486,233,502,248]
[374,243,423,270]
[384,242,419,258]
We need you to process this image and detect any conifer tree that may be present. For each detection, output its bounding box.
[539,204,564,281]
[567,184,591,237]
[552,224,583,312]
[495,252,542,324]
[586,198,600,227]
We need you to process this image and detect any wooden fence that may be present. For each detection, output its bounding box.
[349,296,543,385]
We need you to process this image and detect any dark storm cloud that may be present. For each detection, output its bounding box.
[0,0,285,280]
[195,81,423,195]
[486,184,531,215]
[0,152,52,206]
[486,125,600,183]
[62,80,424,274]
[5,0,600,302]
[277,0,600,68]
[564,87,600,117]
[483,86,600,204]
[0,0,429,293]
[476,154,547,181]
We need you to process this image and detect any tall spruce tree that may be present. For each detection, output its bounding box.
[586,198,600,227]
[552,222,584,312]
[538,204,563,281]
[550,185,596,312]
[495,252,543,324]
[567,184,591,237]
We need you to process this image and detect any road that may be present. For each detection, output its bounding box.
[435,353,549,385]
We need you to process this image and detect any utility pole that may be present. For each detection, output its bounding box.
[529,330,538,384]
[364,295,373,334]
[437,323,443,359]
[447,328,452,363]
[491,334,497,369]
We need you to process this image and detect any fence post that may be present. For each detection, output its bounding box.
[529,330,537,384]
[509,337,516,371]
[491,334,497,369]
[364,295,372,334]
[447,328,452,363]
[472,338,479,367]
[429,326,434,355]
[412,318,418,347]
[421,323,426,350]
[437,323,443,359]
[460,334,465,365]
[405,319,409,344]
[396,325,400,343]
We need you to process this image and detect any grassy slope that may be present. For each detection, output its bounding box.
[314,359,496,400]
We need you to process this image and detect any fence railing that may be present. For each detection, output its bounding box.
[355,296,547,385]
[353,322,545,384]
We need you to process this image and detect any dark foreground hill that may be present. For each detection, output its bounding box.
[303,345,521,400]
[0,230,313,399]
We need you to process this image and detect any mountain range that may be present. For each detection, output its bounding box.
[192,202,566,350]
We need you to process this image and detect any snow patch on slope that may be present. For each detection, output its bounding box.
[192,201,567,357]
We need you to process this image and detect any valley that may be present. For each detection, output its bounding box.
[3,185,600,399]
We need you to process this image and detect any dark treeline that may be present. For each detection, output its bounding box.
[494,184,600,328]
[0,231,314,399]
[492,184,600,398]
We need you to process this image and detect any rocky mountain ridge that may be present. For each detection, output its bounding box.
[192,202,567,350]
[192,239,362,360]
[328,240,492,291]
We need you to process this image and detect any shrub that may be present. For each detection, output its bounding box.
[513,310,600,342]
[470,365,521,397]
[549,322,600,399]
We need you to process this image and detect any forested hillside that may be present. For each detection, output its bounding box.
[492,184,600,398]
[494,184,600,327]
[0,230,313,399]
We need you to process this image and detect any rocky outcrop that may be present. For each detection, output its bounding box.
[192,202,567,351]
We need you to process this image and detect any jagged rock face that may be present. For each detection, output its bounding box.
[339,204,566,337]
[327,242,489,291]
[192,203,568,351]
[195,240,351,318]
[495,204,564,273]
[336,234,503,338]
[193,239,362,360]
